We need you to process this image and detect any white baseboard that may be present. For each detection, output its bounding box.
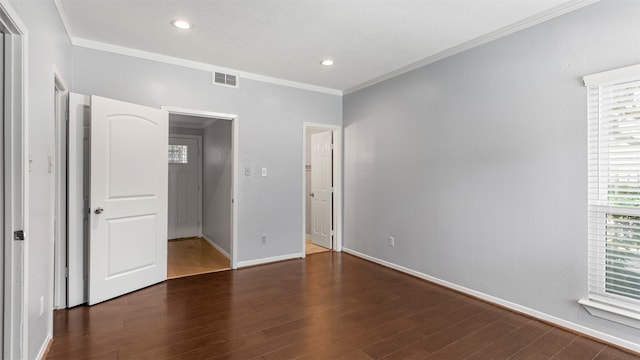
[342,247,640,354]
[36,335,52,360]
[202,235,230,259]
[237,252,304,268]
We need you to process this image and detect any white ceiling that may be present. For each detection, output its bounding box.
[55,0,595,93]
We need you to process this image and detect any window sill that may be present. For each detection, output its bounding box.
[579,298,640,329]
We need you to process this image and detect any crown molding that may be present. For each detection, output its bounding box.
[53,0,73,44]
[54,0,598,97]
[52,0,342,96]
[344,0,600,95]
[73,38,343,96]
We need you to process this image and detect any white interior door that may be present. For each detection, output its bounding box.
[168,136,200,239]
[89,95,168,305]
[311,131,332,249]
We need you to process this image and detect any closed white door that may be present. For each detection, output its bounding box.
[89,95,168,305]
[168,137,200,239]
[311,131,332,249]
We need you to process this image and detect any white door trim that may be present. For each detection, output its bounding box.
[302,123,343,255]
[66,93,88,308]
[52,66,68,313]
[0,1,27,358]
[168,134,203,238]
[161,106,239,269]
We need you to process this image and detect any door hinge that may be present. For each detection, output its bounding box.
[330,230,335,236]
[13,230,24,241]
[65,267,69,278]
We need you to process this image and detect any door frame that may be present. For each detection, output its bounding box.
[167,134,203,239]
[66,93,88,308]
[161,106,239,269]
[0,2,27,358]
[52,66,68,311]
[302,123,342,255]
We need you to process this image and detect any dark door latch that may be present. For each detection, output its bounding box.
[14,230,24,241]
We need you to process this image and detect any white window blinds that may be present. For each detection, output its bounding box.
[587,65,640,310]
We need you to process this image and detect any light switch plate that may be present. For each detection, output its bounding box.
[261,168,267,177]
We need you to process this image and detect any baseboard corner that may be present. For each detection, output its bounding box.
[37,335,53,360]
[202,235,231,259]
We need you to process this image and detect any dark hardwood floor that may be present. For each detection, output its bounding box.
[49,252,638,360]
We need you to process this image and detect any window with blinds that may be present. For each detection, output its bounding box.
[586,64,640,314]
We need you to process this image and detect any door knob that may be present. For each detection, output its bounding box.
[310,192,315,197]
[94,207,104,214]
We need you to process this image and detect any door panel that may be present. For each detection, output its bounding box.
[89,95,168,305]
[108,117,158,198]
[106,215,157,276]
[311,131,332,249]
[168,137,200,239]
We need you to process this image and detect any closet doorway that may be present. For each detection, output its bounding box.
[167,111,234,278]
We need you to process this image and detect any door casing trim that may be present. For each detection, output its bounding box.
[162,106,239,269]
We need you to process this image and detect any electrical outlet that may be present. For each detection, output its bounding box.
[388,236,395,247]
[244,167,251,176]
[261,234,267,244]
[39,296,44,317]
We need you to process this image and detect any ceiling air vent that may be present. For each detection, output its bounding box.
[212,71,239,88]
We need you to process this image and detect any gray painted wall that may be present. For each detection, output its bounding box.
[10,1,73,358]
[169,126,204,137]
[344,0,640,347]
[202,120,233,254]
[71,47,342,263]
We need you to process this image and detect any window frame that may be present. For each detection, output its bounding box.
[581,63,640,328]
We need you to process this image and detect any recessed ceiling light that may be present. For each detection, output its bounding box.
[171,19,191,30]
[320,59,334,66]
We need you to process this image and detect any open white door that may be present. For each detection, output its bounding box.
[310,131,332,249]
[89,95,168,305]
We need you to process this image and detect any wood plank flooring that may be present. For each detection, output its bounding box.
[167,237,230,279]
[49,252,639,360]
[306,237,330,255]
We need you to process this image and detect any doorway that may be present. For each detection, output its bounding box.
[63,100,240,307]
[303,123,343,256]
[166,110,235,278]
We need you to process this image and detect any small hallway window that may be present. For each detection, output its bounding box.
[168,144,188,164]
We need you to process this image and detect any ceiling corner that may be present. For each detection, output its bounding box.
[53,0,76,44]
